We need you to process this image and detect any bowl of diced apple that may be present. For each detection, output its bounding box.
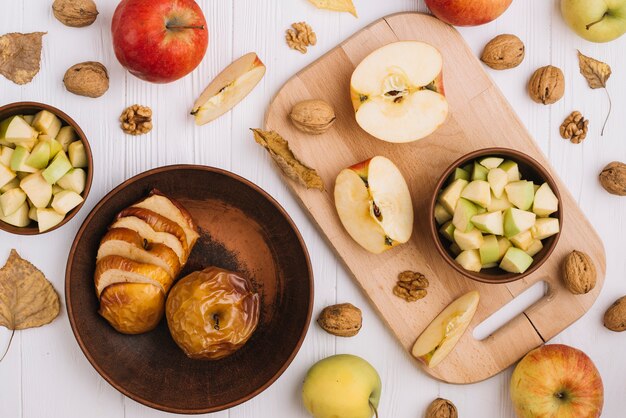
[0,102,93,235]
[430,148,563,284]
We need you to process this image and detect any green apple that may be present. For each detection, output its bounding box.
[0,177,19,193]
[20,172,52,208]
[479,157,503,169]
[0,201,30,227]
[499,160,520,182]
[500,247,534,273]
[487,168,508,198]
[510,230,534,251]
[36,208,65,233]
[0,147,13,167]
[434,202,452,225]
[42,151,72,184]
[461,180,491,208]
[38,135,63,158]
[479,234,500,265]
[0,115,37,143]
[438,179,468,214]
[533,183,559,217]
[471,211,504,235]
[456,249,482,272]
[31,110,62,138]
[454,227,484,251]
[57,168,86,194]
[51,190,83,215]
[531,218,560,240]
[452,198,478,232]
[450,242,462,256]
[55,126,77,151]
[68,141,88,168]
[561,0,626,43]
[25,141,51,169]
[504,208,536,238]
[471,162,488,181]
[302,354,381,418]
[0,163,16,189]
[497,236,512,260]
[10,146,37,173]
[505,181,535,211]
[0,188,27,216]
[440,221,455,241]
[487,192,513,212]
[450,167,470,182]
[525,239,543,257]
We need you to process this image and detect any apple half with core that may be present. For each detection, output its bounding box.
[350,41,448,143]
[334,156,413,254]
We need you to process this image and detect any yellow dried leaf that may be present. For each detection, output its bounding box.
[0,32,46,85]
[577,50,612,135]
[308,0,358,17]
[251,129,324,190]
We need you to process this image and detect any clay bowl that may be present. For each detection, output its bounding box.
[66,165,313,414]
[429,148,563,284]
[0,102,93,235]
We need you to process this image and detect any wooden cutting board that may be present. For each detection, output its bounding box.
[265,12,606,384]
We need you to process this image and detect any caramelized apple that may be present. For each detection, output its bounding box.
[99,282,165,334]
[166,267,260,360]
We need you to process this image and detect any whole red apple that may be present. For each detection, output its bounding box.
[510,344,603,418]
[111,0,209,83]
[425,0,512,26]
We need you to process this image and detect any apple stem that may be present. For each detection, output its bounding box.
[585,13,607,30]
[601,87,612,136]
[369,401,378,418]
[0,329,14,363]
[166,24,205,30]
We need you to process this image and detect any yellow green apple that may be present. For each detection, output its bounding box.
[561,0,626,43]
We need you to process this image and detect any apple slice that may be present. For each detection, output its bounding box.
[36,208,65,233]
[20,172,52,208]
[191,53,266,125]
[412,291,480,368]
[504,208,536,238]
[0,201,30,227]
[94,255,173,297]
[461,180,491,208]
[334,156,414,254]
[350,41,448,143]
[487,168,508,198]
[111,216,186,264]
[533,183,558,217]
[471,211,504,235]
[505,181,535,211]
[456,249,482,272]
[500,247,534,274]
[531,218,560,240]
[438,179,468,214]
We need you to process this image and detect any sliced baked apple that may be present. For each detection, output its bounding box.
[99,282,165,335]
[412,291,480,368]
[334,156,413,254]
[350,41,448,143]
[191,52,266,125]
[94,255,173,297]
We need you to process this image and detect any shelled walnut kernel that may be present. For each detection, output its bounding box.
[393,271,428,302]
[120,105,152,135]
[286,22,317,54]
[560,111,589,144]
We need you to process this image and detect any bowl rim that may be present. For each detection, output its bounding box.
[0,101,94,235]
[65,164,314,414]
[429,147,563,284]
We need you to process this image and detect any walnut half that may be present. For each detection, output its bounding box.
[120,105,152,136]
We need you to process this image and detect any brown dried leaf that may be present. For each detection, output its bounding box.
[251,129,324,190]
[0,32,46,85]
[578,50,611,89]
[308,0,357,17]
[0,250,60,331]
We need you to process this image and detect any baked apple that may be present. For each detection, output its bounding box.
[99,282,165,334]
[166,267,260,360]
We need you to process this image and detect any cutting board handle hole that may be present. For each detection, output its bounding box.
[473,281,547,341]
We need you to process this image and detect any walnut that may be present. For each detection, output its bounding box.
[604,296,626,332]
[393,271,428,302]
[120,105,153,135]
[528,65,565,105]
[286,22,317,54]
[63,61,108,98]
[317,303,362,337]
[599,161,626,196]
[562,251,597,295]
[52,0,98,28]
[481,34,525,70]
[560,111,589,144]
[289,99,336,134]
[425,398,458,418]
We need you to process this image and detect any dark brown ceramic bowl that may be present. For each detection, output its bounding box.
[0,102,93,235]
[429,148,563,284]
[65,165,313,414]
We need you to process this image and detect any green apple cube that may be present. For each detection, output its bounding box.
[479,234,501,265]
[32,110,62,138]
[56,168,86,194]
[497,236,512,260]
[0,115,37,142]
[531,218,560,240]
[37,208,65,233]
[22,115,34,125]
[487,168,508,198]
[487,192,513,212]
[471,211,504,235]
[0,147,13,167]
[52,184,64,195]
[504,208,536,238]
[461,180,491,208]
[28,205,38,222]
[10,146,37,173]
[42,151,72,184]
[68,141,88,168]
[456,249,482,272]
[10,137,37,151]
[51,190,83,215]
[533,183,558,217]
[0,188,27,216]
[453,198,479,232]
[0,163,16,189]
[39,135,63,158]
[25,141,51,169]
[450,242,462,256]
[510,230,534,251]
[55,126,77,152]
[479,157,504,169]
[0,177,19,193]
[0,201,30,227]
[500,247,534,274]
[454,227,484,251]
[482,262,498,269]
[505,181,535,211]
[434,203,452,225]
[499,160,521,182]
[449,167,470,182]
[438,179,468,214]
[472,162,489,181]
[439,221,455,242]
[20,172,52,208]
[525,239,543,257]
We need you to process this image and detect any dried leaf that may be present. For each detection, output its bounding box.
[308,0,358,17]
[577,50,612,135]
[0,32,46,85]
[251,129,324,190]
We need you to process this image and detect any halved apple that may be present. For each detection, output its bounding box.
[412,291,480,368]
[334,156,413,254]
[94,254,173,297]
[99,282,165,335]
[350,41,448,143]
[117,207,189,257]
[191,52,266,125]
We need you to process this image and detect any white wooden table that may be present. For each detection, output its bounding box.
[1,1,625,417]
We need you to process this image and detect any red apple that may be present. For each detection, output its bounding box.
[425,0,512,26]
[111,0,209,83]
[510,344,603,418]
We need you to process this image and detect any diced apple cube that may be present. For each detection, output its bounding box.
[454,227,484,251]
[22,115,34,125]
[533,183,559,217]
[472,162,488,181]
[0,115,38,143]
[42,151,72,184]
[531,218,560,240]
[0,201,30,227]
[499,160,521,182]
[56,168,86,194]
[453,198,478,232]
[51,190,83,215]
[38,135,63,158]
[461,180,491,208]
[32,110,62,138]
[438,179,468,214]
[68,141,88,168]
[20,172,52,208]
[497,236,512,260]
[25,141,51,170]
[487,192,513,212]
[471,211,504,236]
[487,168,508,198]
[456,249,482,272]
[510,230,534,251]
[52,184,64,195]
[0,188,27,217]
[434,202,452,225]
[439,221,455,242]
[503,208,536,238]
[0,163,16,189]
[0,147,13,166]
[500,247,534,274]
[55,126,77,152]
[479,157,504,169]
[10,146,37,173]
[0,177,19,193]
[28,205,38,222]
[479,234,500,265]
[36,208,65,233]
[450,242,462,256]
[525,240,543,257]
[505,181,535,211]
